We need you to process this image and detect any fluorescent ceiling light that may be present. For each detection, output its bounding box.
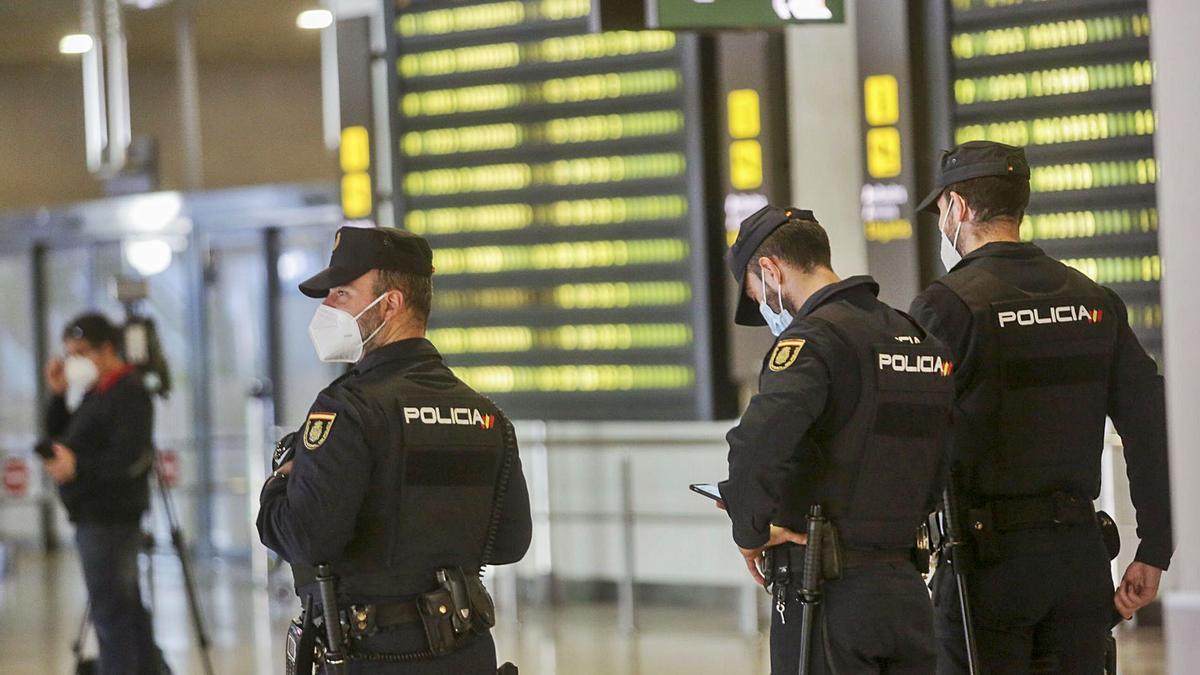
[297,9,333,30]
[123,239,174,277]
[59,34,94,55]
[122,192,183,232]
[122,0,173,8]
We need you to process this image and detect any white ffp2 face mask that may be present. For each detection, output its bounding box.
[939,201,964,273]
[64,355,99,410]
[308,293,389,363]
[758,274,794,337]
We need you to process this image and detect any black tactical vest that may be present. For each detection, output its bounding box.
[800,303,954,550]
[293,374,509,603]
[938,262,1118,501]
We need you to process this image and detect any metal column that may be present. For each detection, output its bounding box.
[185,231,215,553]
[31,244,58,551]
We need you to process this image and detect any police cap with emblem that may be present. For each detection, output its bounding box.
[299,226,434,298]
[726,205,818,327]
[915,140,1031,214]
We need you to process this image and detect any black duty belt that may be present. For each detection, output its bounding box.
[842,548,912,567]
[982,491,1094,532]
[342,602,423,637]
[779,543,911,570]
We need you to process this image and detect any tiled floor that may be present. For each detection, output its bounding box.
[0,546,1166,674]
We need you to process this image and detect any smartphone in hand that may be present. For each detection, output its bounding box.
[689,483,723,502]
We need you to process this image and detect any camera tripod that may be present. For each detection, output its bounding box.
[71,454,214,675]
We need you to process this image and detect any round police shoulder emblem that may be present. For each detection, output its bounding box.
[768,339,806,372]
[303,412,337,450]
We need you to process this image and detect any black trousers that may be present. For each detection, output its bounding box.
[771,561,935,675]
[932,522,1114,675]
[319,625,497,674]
[76,522,165,675]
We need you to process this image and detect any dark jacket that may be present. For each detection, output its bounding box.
[721,276,953,550]
[257,338,533,604]
[910,241,1173,569]
[46,367,154,523]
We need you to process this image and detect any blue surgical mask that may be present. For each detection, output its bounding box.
[758,274,794,336]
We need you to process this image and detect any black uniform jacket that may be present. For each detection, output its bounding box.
[46,367,154,524]
[257,338,533,599]
[720,275,945,550]
[910,241,1172,569]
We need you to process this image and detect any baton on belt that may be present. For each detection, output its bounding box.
[943,470,981,675]
[316,564,349,674]
[798,504,826,675]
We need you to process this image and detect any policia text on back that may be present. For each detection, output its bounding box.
[257,227,533,674]
[911,141,1173,674]
[716,207,956,674]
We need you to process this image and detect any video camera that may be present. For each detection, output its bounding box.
[112,276,172,399]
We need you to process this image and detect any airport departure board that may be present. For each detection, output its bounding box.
[948,0,1162,357]
[389,0,729,420]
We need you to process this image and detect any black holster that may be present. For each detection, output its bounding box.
[762,522,843,595]
[417,567,497,657]
[286,596,316,675]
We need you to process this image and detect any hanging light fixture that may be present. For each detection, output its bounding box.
[297,9,334,30]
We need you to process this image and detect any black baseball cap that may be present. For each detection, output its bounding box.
[299,226,434,298]
[915,140,1031,214]
[726,205,817,326]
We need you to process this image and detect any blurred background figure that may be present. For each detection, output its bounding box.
[44,313,168,674]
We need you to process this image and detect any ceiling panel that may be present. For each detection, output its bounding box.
[0,0,322,66]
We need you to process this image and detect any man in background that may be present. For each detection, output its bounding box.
[44,312,166,675]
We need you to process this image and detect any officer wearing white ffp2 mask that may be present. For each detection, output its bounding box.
[258,225,532,674]
[911,141,1172,674]
[300,226,436,363]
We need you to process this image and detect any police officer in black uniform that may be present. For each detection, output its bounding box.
[257,226,533,674]
[910,141,1174,673]
[719,207,955,674]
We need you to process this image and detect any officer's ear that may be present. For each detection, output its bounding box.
[382,288,407,322]
[946,191,970,223]
[757,255,784,286]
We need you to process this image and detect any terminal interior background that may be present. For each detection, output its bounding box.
[1,0,1198,673]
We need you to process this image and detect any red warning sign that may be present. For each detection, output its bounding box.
[3,457,30,498]
[158,449,180,488]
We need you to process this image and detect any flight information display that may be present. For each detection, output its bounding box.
[947,0,1162,356]
[389,0,729,420]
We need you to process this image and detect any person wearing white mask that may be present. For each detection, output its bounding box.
[43,313,168,675]
[719,206,954,674]
[910,141,1171,674]
[257,226,531,674]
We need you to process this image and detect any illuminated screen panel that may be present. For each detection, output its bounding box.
[949,0,1162,356]
[390,0,728,420]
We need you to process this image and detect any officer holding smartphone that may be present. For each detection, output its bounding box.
[719,207,954,674]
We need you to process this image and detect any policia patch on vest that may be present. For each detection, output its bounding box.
[303,412,337,450]
[768,339,807,372]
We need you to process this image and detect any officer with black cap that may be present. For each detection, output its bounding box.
[257,225,533,673]
[910,141,1174,673]
[718,206,955,674]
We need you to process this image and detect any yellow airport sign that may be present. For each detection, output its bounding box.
[727,89,761,139]
[730,139,764,190]
[863,74,900,127]
[866,127,902,178]
[340,126,371,173]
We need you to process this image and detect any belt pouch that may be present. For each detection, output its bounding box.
[417,588,462,656]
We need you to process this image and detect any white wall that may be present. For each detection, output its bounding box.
[1148,0,1200,671]
[784,0,869,277]
[506,421,749,588]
